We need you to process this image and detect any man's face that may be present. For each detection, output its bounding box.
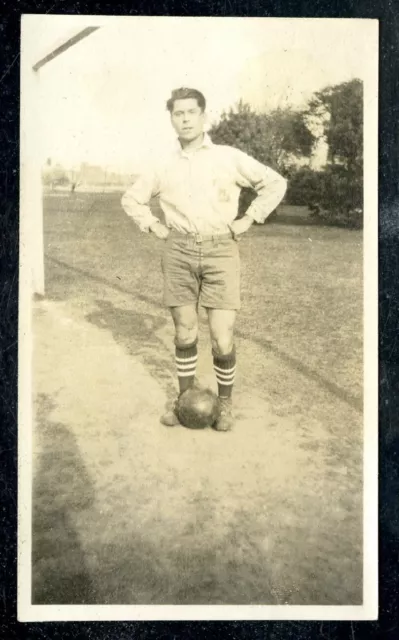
[170,98,205,141]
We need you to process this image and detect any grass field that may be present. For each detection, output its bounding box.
[43,193,363,402]
[32,191,363,606]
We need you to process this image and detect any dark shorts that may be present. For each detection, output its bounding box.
[161,230,241,310]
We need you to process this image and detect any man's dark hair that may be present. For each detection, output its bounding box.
[166,88,206,113]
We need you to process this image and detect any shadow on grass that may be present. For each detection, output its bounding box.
[85,299,177,399]
[32,394,97,604]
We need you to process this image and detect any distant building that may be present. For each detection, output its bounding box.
[79,163,105,186]
[42,160,136,191]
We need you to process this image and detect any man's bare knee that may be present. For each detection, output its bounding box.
[170,306,198,347]
[175,320,198,347]
[175,326,198,347]
[211,333,234,356]
[207,310,236,353]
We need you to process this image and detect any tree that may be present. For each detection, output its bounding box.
[209,101,315,173]
[209,101,315,218]
[302,79,363,227]
[307,79,363,176]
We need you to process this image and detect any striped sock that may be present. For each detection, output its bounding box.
[213,347,236,398]
[175,341,198,394]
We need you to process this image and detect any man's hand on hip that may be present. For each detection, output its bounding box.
[230,215,254,236]
[149,221,170,239]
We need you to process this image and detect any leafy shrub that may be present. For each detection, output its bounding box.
[286,165,363,229]
[285,167,322,207]
[308,165,363,229]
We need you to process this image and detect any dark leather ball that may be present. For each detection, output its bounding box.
[177,388,221,429]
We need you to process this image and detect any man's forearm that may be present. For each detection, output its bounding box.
[246,173,287,224]
[121,190,159,232]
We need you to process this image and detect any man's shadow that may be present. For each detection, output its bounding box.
[86,299,177,399]
[32,394,97,604]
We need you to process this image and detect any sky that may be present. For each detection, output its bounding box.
[21,16,377,173]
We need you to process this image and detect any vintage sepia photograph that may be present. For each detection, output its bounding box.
[19,15,378,621]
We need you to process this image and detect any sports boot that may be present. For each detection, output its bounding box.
[214,397,234,432]
[160,398,180,427]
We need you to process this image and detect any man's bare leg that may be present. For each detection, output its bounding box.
[207,308,237,431]
[170,304,199,391]
[161,304,198,426]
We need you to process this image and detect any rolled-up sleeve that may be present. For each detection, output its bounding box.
[233,149,287,223]
[121,168,160,233]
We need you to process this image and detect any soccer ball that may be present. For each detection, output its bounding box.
[177,387,221,429]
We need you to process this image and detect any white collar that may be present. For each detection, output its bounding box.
[176,133,213,156]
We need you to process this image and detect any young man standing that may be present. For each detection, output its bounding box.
[121,88,287,431]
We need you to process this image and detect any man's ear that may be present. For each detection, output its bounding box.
[203,111,210,132]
